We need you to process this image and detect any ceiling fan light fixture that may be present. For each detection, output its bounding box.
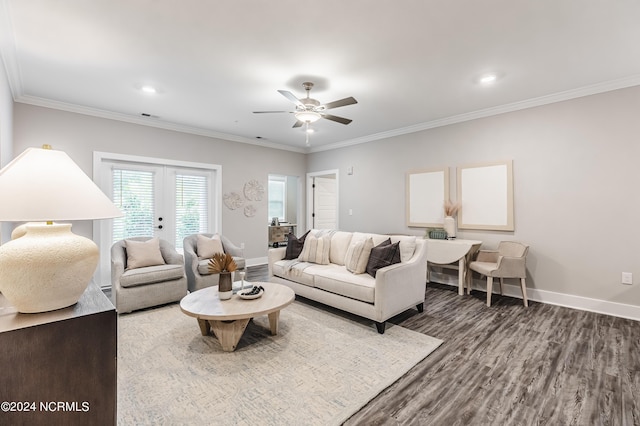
[295,110,321,123]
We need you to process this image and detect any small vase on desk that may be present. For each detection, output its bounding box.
[443,216,456,239]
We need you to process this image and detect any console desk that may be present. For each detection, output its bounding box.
[426,239,483,295]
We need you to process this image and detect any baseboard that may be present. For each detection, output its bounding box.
[429,272,640,321]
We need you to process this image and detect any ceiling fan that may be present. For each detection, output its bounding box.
[253,82,357,128]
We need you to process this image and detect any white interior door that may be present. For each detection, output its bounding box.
[307,170,338,230]
[313,177,337,229]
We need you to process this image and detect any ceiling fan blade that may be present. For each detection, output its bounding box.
[323,97,357,110]
[292,120,304,128]
[277,90,305,108]
[253,111,292,114]
[321,113,352,125]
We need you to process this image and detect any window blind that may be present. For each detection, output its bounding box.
[111,169,155,243]
[268,176,286,221]
[175,173,208,249]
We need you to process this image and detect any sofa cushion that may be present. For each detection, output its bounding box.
[284,230,309,260]
[197,234,224,259]
[329,231,353,265]
[344,237,374,274]
[314,267,376,303]
[298,233,331,264]
[125,238,165,270]
[272,261,337,287]
[366,241,401,277]
[120,263,184,288]
[197,256,245,275]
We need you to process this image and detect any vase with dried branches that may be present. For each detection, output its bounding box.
[443,199,461,239]
[208,253,238,300]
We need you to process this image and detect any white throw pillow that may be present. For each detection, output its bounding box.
[329,231,353,266]
[298,233,331,265]
[197,234,224,258]
[344,237,374,274]
[125,238,165,269]
[390,235,417,262]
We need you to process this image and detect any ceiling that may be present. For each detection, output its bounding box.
[1,0,640,153]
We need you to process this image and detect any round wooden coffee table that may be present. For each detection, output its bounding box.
[180,282,295,352]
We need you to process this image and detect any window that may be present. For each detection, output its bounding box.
[268,175,286,222]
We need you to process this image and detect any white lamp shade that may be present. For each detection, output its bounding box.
[0,147,122,221]
[0,147,121,313]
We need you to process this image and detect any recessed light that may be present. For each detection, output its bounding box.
[480,75,496,84]
[479,74,497,85]
[306,128,315,134]
[141,85,157,94]
[476,71,504,86]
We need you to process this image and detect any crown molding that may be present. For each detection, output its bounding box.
[8,66,640,156]
[308,74,640,153]
[15,95,307,154]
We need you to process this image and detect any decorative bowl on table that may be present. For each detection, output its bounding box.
[238,285,264,300]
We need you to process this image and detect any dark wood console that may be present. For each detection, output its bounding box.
[0,283,116,425]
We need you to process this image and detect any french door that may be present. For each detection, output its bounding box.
[93,152,221,287]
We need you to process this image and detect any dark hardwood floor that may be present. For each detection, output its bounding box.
[106,265,640,425]
[251,265,640,426]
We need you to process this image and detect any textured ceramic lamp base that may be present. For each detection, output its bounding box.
[0,223,99,313]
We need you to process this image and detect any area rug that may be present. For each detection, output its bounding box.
[117,300,442,425]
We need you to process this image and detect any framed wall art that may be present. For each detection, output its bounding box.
[457,160,514,231]
[406,167,449,227]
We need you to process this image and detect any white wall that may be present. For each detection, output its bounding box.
[10,86,640,318]
[308,86,640,316]
[0,55,13,242]
[12,104,307,262]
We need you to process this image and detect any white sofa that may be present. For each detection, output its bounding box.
[268,230,427,333]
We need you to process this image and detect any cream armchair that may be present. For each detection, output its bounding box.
[468,241,530,307]
[183,233,246,292]
[111,237,188,313]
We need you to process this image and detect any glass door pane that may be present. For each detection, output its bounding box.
[174,172,209,250]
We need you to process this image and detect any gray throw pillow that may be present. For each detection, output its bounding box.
[366,240,401,277]
[284,230,310,260]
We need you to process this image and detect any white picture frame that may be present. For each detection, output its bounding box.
[457,160,514,231]
[406,167,449,227]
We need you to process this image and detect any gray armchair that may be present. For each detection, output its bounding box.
[111,237,188,313]
[468,241,530,307]
[183,233,246,292]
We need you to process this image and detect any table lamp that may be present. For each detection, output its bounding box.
[0,146,123,313]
